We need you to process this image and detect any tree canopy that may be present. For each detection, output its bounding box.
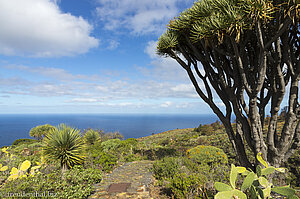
[29,124,56,140]
[157,0,299,168]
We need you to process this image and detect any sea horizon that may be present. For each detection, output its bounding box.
[0,113,218,147]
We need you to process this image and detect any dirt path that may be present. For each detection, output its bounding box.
[89,160,154,199]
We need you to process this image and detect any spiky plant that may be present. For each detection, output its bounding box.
[83,129,101,145]
[42,124,84,171]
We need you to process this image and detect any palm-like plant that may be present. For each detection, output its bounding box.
[42,124,84,171]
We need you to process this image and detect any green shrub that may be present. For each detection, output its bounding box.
[187,145,228,168]
[182,157,203,173]
[122,138,138,145]
[103,131,124,141]
[285,150,300,187]
[152,157,180,182]
[119,138,138,155]
[85,143,102,161]
[85,140,119,172]
[158,138,171,146]
[101,139,122,153]
[181,156,229,189]
[123,154,142,162]
[95,152,118,172]
[194,124,214,136]
[11,139,37,146]
[1,165,101,199]
[27,142,43,149]
[58,166,102,198]
[83,129,102,145]
[168,173,208,199]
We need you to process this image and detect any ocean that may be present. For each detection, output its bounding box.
[0,114,218,147]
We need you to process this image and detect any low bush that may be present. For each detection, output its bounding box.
[95,152,118,172]
[152,157,180,182]
[194,124,214,136]
[11,139,38,146]
[102,131,124,141]
[168,173,209,199]
[83,129,102,145]
[1,165,101,199]
[119,138,138,156]
[187,145,228,168]
[101,139,122,153]
[285,150,300,187]
[123,154,142,162]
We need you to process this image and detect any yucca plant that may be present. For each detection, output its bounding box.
[42,124,84,171]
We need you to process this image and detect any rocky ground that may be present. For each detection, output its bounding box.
[89,160,155,199]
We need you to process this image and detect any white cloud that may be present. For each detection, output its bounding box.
[95,85,109,92]
[107,40,120,50]
[160,101,173,108]
[0,76,31,87]
[0,62,202,112]
[51,0,60,4]
[215,102,226,107]
[96,0,194,35]
[171,84,194,92]
[30,83,74,96]
[0,0,99,57]
[3,65,101,81]
[68,98,99,103]
[144,40,159,59]
[139,40,189,81]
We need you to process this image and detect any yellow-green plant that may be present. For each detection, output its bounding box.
[214,153,298,199]
[29,165,41,176]
[187,145,228,167]
[7,160,32,181]
[42,124,84,171]
[1,147,9,157]
[35,156,45,166]
[0,164,8,172]
[1,147,16,160]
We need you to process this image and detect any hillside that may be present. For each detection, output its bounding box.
[0,121,298,198]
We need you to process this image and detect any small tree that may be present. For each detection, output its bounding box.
[42,124,84,171]
[157,0,299,168]
[29,124,56,140]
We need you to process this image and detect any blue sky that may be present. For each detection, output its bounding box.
[0,0,216,114]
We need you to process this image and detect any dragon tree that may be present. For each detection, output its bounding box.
[157,0,299,169]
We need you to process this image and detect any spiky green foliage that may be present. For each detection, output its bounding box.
[29,124,56,140]
[158,0,299,53]
[83,129,101,145]
[42,124,84,170]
